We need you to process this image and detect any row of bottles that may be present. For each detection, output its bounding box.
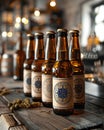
[14,29,85,116]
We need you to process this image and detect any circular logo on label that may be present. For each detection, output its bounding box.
[54,82,72,104]
[26,78,31,85]
[25,73,31,88]
[74,79,84,98]
[43,78,52,98]
[33,76,41,93]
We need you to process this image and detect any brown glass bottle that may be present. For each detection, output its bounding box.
[42,31,56,107]
[69,29,85,114]
[23,34,35,97]
[13,32,26,80]
[31,32,44,102]
[52,29,73,116]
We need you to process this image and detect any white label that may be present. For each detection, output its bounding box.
[42,74,52,102]
[73,75,85,103]
[31,72,41,98]
[53,77,73,109]
[23,69,31,93]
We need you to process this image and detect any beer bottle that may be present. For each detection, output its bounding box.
[52,29,73,116]
[13,32,26,80]
[69,29,85,114]
[42,31,56,107]
[23,34,35,97]
[31,32,44,102]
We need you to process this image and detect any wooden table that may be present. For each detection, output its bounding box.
[0,77,104,130]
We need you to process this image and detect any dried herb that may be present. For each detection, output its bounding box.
[0,87,10,96]
[8,98,41,111]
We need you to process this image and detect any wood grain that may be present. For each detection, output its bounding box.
[0,77,104,130]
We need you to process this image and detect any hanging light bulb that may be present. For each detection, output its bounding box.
[50,0,56,7]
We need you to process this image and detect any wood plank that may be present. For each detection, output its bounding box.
[15,107,80,130]
[85,102,104,121]
[67,110,103,130]
[0,77,23,89]
[2,91,103,130]
[0,77,104,130]
[0,97,10,115]
[86,94,104,108]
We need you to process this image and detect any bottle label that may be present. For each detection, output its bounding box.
[53,77,73,109]
[42,74,52,102]
[73,75,85,103]
[31,72,41,98]
[23,69,31,93]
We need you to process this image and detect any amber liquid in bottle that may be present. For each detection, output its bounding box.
[52,29,73,116]
[23,34,35,97]
[69,29,85,114]
[42,31,56,107]
[13,32,26,81]
[31,32,44,102]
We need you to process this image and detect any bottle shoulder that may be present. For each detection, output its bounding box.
[23,59,33,69]
[42,60,55,74]
[53,60,72,68]
[14,51,25,61]
[31,59,44,71]
[42,60,55,67]
[14,51,25,59]
[14,50,25,54]
[71,60,84,74]
[71,60,84,68]
[52,61,73,78]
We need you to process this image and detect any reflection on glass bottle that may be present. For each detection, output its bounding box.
[42,31,56,107]
[23,34,35,97]
[31,32,44,102]
[52,29,73,116]
[69,29,85,114]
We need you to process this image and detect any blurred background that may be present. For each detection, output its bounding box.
[0,0,104,84]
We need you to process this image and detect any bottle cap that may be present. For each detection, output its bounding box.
[69,29,80,36]
[35,32,44,39]
[46,31,55,38]
[57,28,67,36]
[27,34,34,40]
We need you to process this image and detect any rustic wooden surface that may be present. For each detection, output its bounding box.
[0,76,104,130]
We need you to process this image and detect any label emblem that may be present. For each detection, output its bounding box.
[74,78,84,99]
[25,72,31,88]
[33,76,41,93]
[54,82,72,104]
[26,77,31,85]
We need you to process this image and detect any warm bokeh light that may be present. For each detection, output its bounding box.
[22,17,29,24]
[34,9,40,17]
[16,17,21,23]
[8,32,13,37]
[15,23,21,29]
[50,0,56,7]
[2,31,7,37]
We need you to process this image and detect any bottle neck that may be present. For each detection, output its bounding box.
[45,37,56,60]
[35,38,44,60]
[69,35,81,60]
[56,36,69,61]
[16,33,23,50]
[26,39,34,59]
